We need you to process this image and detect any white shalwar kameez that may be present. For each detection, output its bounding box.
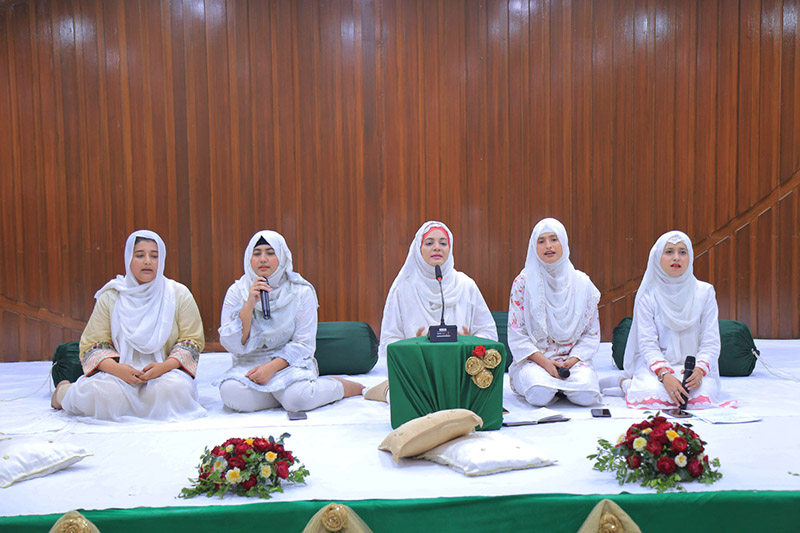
[378,221,498,359]
[623,231,734,409]
[216,230,343,413]
[507,218,601,407]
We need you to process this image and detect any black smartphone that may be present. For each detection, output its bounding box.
[666,408,693,418]
[287,411,307,421]
[591,408,611,418]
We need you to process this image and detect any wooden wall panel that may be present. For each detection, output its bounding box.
[1,0,800,362]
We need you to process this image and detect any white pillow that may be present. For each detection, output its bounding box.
[417,432,554,476]
[0,437,92,488]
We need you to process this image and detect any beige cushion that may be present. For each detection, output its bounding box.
[379,409,483,462]
[0,437,92,488]
[418,432,554,476]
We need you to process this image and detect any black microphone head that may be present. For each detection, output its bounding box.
[434,264,443,281]
[557,366,570,379]
[684,355,696,371]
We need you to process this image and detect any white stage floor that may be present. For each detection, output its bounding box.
[2,340,799,518]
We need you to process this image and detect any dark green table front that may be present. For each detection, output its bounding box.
[386,335,506,430]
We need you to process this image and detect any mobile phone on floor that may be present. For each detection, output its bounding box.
[287,411,307,421]
[667,408,692,418]
[591,408,611,418]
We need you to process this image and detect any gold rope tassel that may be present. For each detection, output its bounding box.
[49,510,100,533]
[576,499,642,533]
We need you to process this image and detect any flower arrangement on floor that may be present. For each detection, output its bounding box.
[180,433,309,499]
[588,412,722,493]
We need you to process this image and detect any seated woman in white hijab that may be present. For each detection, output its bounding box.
[216,231,363,413]
[507,218,602,407]
[621,230,732,409]
[51,230,206,421]
[366,221,498,401]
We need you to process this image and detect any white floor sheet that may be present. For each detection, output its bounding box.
[1,340,799,517]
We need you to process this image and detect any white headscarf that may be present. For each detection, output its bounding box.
[623,230,704,375]
[383,221,469,327]
[94,230,176,365]
[231,230,317,341]
[521,218,600,345]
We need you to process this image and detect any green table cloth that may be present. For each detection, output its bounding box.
[387,335,506,430]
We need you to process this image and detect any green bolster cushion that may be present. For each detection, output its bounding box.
[610,317,759,377]
[51,341,83,387]
[490,311,514,372]
[314,321,379,376]
[51,320,379,384]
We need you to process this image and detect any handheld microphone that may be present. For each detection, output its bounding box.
[428,265,457,342]
[557,366,570,379]
[679,355,696,410]
[260,277,271,319]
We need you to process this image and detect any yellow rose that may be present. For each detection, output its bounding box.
[266,451,278,462]
[642,428,652,435]
[261,465,272,478]
[675,453,687,468]
[633,437,647,452]
[225,468,242,484]
[666,430,679,441]
[245,438,254,445]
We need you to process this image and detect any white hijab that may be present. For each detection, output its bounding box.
[623,230,704,375]
[521,218,600,345]
[383,221,469,328]
[231,230,317,340]
[94,230,176,365]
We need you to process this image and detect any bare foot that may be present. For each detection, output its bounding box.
[51,380,71,410]
[332,377,365,398]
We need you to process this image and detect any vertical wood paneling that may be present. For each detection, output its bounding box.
[653,0,675,236]
[694,0,717,240]
[630,0,655,281]
[611,0,634,289]
[713,237,732,319]
[778,190,799,337]
[735,223,753,328]
[780,0,799,183]
[590,0,612,294]
[756,207,777,336]
[738,0,761,214]
[2,0,800,362]
[716,0,739,228]
[569,0,593,277]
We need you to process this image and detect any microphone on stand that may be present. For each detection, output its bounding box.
[260,277,271,319]
[428,265,457,342]
[678,355,696,411]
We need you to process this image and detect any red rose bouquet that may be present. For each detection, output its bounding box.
[180,433,309,499]
[588,412,722,493]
